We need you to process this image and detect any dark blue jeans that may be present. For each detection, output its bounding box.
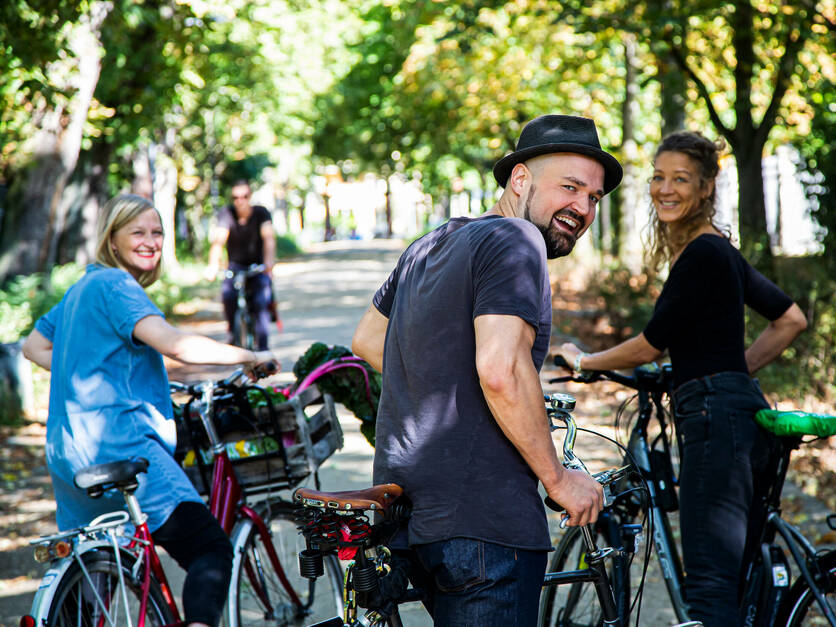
[674,372,778,627]
[402,538,547,626]
[221,263,273,350]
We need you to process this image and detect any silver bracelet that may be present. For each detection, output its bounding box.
[573,352,586,372]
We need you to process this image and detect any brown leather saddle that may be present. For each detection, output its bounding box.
[293,483,403,513]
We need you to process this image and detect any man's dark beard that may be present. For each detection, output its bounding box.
[522,185,577,259]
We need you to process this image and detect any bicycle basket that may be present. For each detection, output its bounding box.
[175,385,343,496]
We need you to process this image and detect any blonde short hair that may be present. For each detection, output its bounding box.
[95,194,163,287]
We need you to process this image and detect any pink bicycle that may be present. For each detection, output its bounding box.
[22,367,344,627]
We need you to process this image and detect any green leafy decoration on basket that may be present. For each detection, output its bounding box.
[292,342,381,447]
[246,385,290,409]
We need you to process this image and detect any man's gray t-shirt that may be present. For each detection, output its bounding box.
[372,215,553,550]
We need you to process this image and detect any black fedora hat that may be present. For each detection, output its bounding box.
[492,115,622,194]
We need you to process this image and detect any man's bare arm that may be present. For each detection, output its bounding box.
[260,221,276,275]
[351,305,388,372]
[474,314,603,526]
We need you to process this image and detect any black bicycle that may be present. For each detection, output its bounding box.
[225,262,266,350]
[541,356,836,627]
[291,392,637,627]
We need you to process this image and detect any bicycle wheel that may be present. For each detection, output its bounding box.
[538,526,615,627]
[775,550,836,626]
[46,548,174,626]
[233,309,254,350]
[229,509,344,626]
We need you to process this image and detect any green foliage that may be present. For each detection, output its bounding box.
[585,263,659,341]
[274,233,302,259]
[746,258,836,403]
[292,342,381,446]
[797,77,835,268]
[0,263,84,342]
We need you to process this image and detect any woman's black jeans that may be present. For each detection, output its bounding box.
[674,371,778,627]
[152,501,233,626]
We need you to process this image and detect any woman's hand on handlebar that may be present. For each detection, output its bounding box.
[556,343,585,372]
[245,350,280,380]
[547,467,604,527]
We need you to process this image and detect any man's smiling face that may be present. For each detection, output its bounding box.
[519,153,605,258]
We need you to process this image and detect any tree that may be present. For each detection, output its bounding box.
[0,1,111,284]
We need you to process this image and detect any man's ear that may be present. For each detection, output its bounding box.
[509,162,530,195]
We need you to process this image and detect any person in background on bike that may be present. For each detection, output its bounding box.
[557,131,807,627]
[22,193,279,627]
[352,115,615,625]
[206,179,276,350]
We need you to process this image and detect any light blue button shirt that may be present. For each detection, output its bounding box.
[36,265,202,531]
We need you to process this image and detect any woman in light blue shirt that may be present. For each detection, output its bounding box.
[23,193,277,627]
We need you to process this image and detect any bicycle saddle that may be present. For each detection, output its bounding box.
[293,484,403,512]
[74,457,150,498]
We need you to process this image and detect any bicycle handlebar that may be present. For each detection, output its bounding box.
[551,355,673,393]
[543,393,632,525]
[169,360,278,398]
[223,263,266,280]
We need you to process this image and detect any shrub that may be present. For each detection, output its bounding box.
[275,233,302,259]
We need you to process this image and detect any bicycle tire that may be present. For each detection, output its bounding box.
[45,548,174,626]
[233,309,255,350]
[538,526,616,627]
[775,549,836,626]
[229,509,344,626]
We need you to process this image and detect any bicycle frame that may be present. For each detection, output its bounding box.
[190,377,309,617]
[622,379,690,622]
[542,526,621,625]
[551,361,835,626]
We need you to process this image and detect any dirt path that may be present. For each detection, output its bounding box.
[1,240,832,626]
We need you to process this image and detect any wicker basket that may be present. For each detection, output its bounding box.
[176,385,343,496]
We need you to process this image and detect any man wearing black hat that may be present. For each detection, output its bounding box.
[352,115,622,625]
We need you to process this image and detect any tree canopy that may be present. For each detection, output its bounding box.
[0,0,833,282]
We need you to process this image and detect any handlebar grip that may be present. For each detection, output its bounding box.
[544,496,563,512]
[253,360,279,379]
[553,355,571,370]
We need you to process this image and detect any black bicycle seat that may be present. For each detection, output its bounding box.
[74,457,150,498]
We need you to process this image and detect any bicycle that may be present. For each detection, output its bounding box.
[540,356,836,627]
[23,366,345,627]
[290,392,638,627]
[225,263,267,351]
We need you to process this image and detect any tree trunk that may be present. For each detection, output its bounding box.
[735,142,772,268]
[0,2,111,283]
[152,147,178,267]
[656,50,687,136]
[617,34,644,269]
[55,140,110,266]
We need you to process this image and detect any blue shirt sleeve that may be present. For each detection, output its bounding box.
[35,300,64,342]
[101,270,164,343]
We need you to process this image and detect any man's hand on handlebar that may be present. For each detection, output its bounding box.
[547,467,604,527]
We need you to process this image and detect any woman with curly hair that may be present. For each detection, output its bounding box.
[557,132,807,626]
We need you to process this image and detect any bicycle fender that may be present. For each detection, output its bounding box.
[227,517,256,623]
[26,540,133,624]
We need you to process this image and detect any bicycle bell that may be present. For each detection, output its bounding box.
[549,393,576,412]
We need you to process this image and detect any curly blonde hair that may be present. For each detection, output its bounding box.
[95,194,163,287]
[644,131,727,273]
